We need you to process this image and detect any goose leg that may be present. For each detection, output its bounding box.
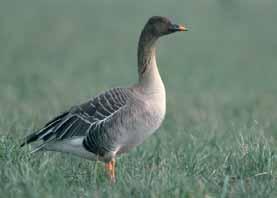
[105,159,116,183]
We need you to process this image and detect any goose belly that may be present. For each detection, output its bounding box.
[117,101,166,154]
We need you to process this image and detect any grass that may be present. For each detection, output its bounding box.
[0,0,277,197]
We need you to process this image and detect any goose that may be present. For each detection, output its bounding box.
[21,16,187,182]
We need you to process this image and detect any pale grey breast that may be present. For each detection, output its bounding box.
[114,90,166,154]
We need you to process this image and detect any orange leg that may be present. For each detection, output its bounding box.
[105,159,116,183]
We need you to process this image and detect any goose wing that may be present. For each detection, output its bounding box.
[21,88,130,152]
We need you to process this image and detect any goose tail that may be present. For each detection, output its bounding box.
[20,111,69,147]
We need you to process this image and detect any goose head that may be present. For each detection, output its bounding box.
[143,16,188,37]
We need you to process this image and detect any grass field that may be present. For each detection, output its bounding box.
[0,0,277,197]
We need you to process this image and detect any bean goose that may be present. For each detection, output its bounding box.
[21,16,187,182]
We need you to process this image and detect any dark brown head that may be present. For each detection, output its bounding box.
[143,16,187,37]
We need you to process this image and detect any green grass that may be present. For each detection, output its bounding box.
[0,0,277,197]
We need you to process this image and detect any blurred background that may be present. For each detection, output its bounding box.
[0,0,276,197]
[1,0,276,137]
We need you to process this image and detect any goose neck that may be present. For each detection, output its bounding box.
[137,32,163,90]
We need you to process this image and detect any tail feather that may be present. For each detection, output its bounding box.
[30,145,46,154]
[21,111,69,147]
[29,136,57,154]
[20,133,40,147]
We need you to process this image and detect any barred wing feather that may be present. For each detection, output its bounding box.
[21,88,130,153]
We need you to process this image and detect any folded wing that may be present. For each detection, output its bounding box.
[21,88,130,154]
